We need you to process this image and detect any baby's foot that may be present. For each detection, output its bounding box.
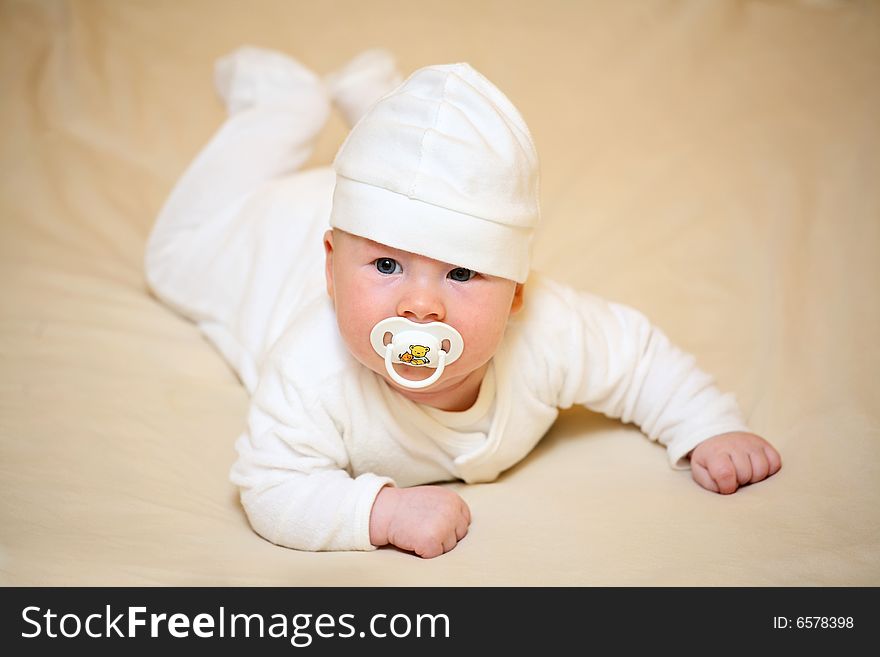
[322,48,404,127]
[214,46,327,114]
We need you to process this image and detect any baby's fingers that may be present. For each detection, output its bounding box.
[729,450,754,486]
[764,445,782,475]
[691,460,719,493]
[454,503,471,542]
[441,533,458,555]
[748,450,770,483]
[707,453,739,494]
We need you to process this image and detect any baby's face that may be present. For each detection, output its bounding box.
[324,229,523,407]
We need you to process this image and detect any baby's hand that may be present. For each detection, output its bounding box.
[369,485,471,558]
[687,431,782,494]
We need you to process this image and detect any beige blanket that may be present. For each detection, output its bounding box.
[1,0,878,585]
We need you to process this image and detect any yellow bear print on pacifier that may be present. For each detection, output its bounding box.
[400,344,430,366]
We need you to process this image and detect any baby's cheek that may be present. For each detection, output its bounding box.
[459,319,505,361]
[334,304,369,355]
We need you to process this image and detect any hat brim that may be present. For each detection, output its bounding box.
[329,175,531,283]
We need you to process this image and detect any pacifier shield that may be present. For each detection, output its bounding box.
[369,317,464,367]
[368,316,465,390]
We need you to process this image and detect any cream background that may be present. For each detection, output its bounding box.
[1,0,878,585]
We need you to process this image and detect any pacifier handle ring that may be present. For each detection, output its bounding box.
[384,344,447,390]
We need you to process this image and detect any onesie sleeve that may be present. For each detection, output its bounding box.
[547,279,751,469]
[229,353,394,551]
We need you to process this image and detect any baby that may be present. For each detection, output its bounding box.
[145,46,781,559]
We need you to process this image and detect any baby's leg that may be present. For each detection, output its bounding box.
[323,48,403,128]
[145,47,332,391]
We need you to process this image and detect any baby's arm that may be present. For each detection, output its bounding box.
[686,431,782,494]
[232,351,471,556]
[548,278,782,492]
[230,355,393,552]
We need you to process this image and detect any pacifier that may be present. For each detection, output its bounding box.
[369,317,464,390]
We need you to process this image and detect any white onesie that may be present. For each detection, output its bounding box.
[144,49,750,552]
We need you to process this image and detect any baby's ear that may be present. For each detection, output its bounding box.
[323,229,335,301]
[510,283,525,315]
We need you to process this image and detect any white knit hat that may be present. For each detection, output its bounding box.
[329,62,540,283]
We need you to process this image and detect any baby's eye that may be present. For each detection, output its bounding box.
[374,258,402,275]
[448,267,477,282]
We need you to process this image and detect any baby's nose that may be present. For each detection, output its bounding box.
[397,287,445,323]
